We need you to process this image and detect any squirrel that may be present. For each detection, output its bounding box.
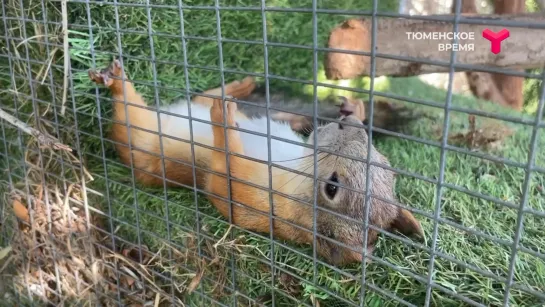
[88,60,424,266]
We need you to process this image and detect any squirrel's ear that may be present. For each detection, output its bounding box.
[391,209,424,241]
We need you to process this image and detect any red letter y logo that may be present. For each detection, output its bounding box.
[482,28,510,54]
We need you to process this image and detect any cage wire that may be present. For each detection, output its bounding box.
[0,0,544,306]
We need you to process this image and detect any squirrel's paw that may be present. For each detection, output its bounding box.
[225,76,256,99]
[211,96,237,127]
[338,96,366,121]
[88,59,123,88]
[239,76,256,89]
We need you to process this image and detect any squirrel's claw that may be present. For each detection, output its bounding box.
[88,59,123,88]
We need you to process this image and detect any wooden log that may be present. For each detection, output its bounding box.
[324,14,545,80]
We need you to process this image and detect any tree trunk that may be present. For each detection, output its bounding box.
[455,0,509,107]
[491,0,526,110]
[324,14,545,80]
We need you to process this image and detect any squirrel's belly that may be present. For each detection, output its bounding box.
[237,117,307,168]
[159,101,307,168]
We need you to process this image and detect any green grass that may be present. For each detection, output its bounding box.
[1,0,545,306]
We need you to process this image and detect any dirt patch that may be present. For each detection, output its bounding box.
[447,115,514,151]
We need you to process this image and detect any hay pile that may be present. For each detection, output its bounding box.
[0,134,248,307]
[0,0,236,304]
[1,136,192,306]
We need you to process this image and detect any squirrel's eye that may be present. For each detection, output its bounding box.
[325,172,339,199]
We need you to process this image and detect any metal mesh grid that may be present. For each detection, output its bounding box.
[0,0,544,306]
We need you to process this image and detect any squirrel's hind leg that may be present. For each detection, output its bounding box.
[193,76,256,107]
[88,59,169,186]
[88,59,155,132]
[88,59,146,107]
[88,59,151,127]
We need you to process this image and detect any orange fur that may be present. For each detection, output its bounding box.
[89,60,423,266]
[206,97,314,243]
[89,60,313,244]
[88,61,255,188]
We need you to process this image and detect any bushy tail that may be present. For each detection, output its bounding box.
[236,85,420,138]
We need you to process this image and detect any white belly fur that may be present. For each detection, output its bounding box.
[158,100,308,168]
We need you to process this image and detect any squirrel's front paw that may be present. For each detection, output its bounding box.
[211,97,237,127]
[88,59,123,87]
[338,96,366,121]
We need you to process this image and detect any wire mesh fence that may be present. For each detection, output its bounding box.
[0,0,544,306]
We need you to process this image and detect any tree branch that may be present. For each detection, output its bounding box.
[0,108,72,152]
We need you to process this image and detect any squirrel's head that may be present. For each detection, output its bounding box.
[304,114,424,265]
